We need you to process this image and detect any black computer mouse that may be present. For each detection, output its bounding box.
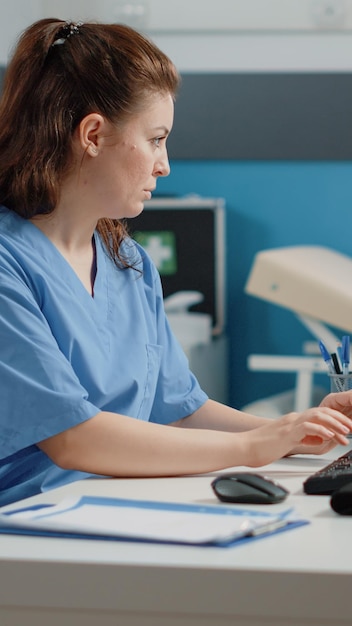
[211,472,289,504]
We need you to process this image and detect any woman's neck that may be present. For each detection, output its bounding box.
[30,209,98,296]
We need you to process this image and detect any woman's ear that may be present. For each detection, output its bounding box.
[78,113,105,157]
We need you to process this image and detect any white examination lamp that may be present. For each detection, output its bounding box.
[244,245,352,412]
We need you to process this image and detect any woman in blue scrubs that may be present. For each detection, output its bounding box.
[0,19,351,506]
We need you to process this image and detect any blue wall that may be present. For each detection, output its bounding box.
[156,160,352,408]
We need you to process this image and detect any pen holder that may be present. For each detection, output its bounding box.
[329,373,352,393]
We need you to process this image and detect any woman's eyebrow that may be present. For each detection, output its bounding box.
[152,126,170,135]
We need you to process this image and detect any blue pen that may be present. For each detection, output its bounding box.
[341,335,350,376]
[318,340,335,374]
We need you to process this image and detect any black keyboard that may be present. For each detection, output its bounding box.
[303,449,352,495]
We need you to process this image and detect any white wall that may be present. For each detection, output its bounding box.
[1,0,352,70]
[0,1,41,63]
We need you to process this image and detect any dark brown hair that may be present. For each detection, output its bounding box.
[0,18,180,265]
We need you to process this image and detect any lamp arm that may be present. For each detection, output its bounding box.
[297,314,339,352]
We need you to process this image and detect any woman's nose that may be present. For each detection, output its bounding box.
[154,150,170,177]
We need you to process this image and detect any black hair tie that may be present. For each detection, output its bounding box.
[52,21,83,47]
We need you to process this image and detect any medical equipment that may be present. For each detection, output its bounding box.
[245,245,352,412]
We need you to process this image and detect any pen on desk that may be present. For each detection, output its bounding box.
[341,335,350,376]
[318,340,335,374]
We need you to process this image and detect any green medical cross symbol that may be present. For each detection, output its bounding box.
[134,231,177,275]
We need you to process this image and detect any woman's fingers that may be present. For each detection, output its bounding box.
[287,407,352,435]
[315,406,351,424]
[248,407,351,467]
[320,390,352,419]
[295,419,350,447]
[304,428,345,447]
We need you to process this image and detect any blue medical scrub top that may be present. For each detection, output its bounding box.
[0,206,208,506]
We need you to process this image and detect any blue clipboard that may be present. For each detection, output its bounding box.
[0,496,309,547]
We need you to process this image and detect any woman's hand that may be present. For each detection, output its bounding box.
[286,391,352,456]
[319,390,352,420]
[243,406,351,467]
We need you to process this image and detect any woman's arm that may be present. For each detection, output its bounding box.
[177,398,352,459]
[37,400,351,477]
[172,398,273,432]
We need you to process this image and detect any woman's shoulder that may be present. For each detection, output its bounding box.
[0,204,32,236]
[0,205,30,255]
[0,204,16,226]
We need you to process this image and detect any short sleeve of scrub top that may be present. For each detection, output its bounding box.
[0,207,208,506]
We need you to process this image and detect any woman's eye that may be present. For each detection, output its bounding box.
[152,137,162,147]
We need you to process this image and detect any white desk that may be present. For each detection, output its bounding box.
[0,447,352,626]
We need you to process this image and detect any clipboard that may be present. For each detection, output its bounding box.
[0,495,308,547]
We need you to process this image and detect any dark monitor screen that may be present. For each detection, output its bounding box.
[127,196,225,334]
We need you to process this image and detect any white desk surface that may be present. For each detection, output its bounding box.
[1,446,352,626]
